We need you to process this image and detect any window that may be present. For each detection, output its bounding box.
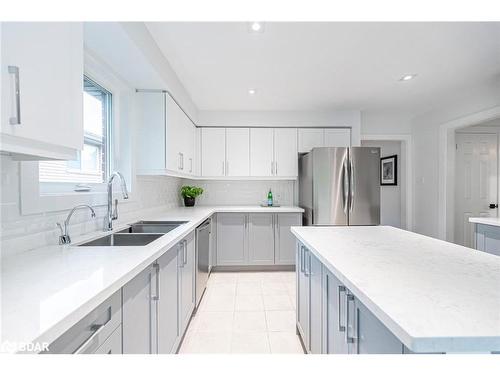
[39,76,112,185]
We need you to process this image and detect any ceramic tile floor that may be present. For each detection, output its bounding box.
[179,271,305,354]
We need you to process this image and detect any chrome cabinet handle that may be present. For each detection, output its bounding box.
[300,245,305,273]
[181,153,184,170]
[304,248,310,277]
[275,161,278,175]
[179,241,184,268]
[183,239,188,265]
[337,285,346,332]
[271,161,274,175]
[222,161,225,175]
[189,158,193,173]
[226,160,229,175]
[8,66,21,125]
[74,323,106,354]
[345,292,355,344]
[152,263,160,301]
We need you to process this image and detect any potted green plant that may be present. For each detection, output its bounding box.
[180,186,204,207]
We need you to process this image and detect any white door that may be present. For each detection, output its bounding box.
[274,128,298,177]
[298,129,324,153]
[201,128,226,177]
[324,128,351,147]
[455,133,498,248]
[226,128,250,176]
[1,23,83,151]
[250,128,274,177]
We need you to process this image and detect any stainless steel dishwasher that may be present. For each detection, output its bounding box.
[195,218,211,309]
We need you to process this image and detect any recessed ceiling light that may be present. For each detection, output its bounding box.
[248,88,257,95]
[248,22,265,33]
[400,74,417,81]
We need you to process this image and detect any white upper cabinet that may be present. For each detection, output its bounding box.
[1,22,83,160]
[137,92,196,176]
[324,128,351,147]
[201,128,226,177]
[250,128,274,177]
[297,128,351,153]
[274,128,298,177]
[226,128,250,176]
[298,129,324,153]
[165,94,196,176]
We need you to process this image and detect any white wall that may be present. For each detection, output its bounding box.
[411,77,500,239]
[361,140,405,228]
[361,111,413,135]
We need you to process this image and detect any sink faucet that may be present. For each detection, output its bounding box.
[57,205,96,245]
[104,171,129,231]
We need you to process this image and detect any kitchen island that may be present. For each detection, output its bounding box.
[469,217,500,256]
[291,225,500,354]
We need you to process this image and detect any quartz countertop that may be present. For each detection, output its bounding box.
[291,225,500,353]
[469,217,500,228]
[0,205,303,353]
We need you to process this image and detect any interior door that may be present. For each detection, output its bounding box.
[455,133,498,248]
[348,147,381,225]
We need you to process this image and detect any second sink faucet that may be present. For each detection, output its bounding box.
[104,171,129,231]
[57,205,96,245]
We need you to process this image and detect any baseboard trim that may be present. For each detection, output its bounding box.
[212,265,295,272]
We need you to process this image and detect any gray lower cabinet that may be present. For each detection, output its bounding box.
[157,244,179,354]
[216,212,301,267]
[248,213,275,265]
[122,230,196,355]
[323,268,349,354]
[45,290,122,354]
[299,241,405,355]
[354,299,404,354]
[275,213,302,265]
[296,243,310,349]
[475,223,500,256]
[122,265,156,354]
[178,230,195,335]
[217,213,247,265]
[296,242,323,354]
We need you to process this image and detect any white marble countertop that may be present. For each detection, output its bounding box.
[291,226,500,353]
[469,217,500,227]
[0,205,303,353]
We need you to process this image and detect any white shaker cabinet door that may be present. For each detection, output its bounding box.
[324,128,351,147]
[298,129,324,153]
[274,128,298,177]
[201,128,226,177]
[226,128,250,176]
[1,22,83,159]
[165,94,185,172]
[250,128,274,177]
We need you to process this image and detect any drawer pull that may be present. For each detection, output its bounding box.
[73,308,111,354]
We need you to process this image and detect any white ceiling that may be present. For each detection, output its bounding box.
[146,22,500,114]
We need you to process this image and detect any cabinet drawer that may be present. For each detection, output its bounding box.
[45,290,121,354]
[94,325,122,354]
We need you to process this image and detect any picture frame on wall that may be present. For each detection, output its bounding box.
[380,155,397,186]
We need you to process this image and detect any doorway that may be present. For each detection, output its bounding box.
[453,121,500,247]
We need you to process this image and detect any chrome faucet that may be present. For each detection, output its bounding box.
[57,205,96,245]
[104,171,129,231]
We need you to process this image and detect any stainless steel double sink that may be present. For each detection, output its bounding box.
[78,221,188,247]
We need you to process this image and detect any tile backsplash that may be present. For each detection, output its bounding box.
[191,180,296,206]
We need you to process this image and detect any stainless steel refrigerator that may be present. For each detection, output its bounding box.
[299,147,380,226]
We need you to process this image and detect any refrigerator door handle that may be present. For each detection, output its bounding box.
[342,157,349,214]
[349,157,355,213]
